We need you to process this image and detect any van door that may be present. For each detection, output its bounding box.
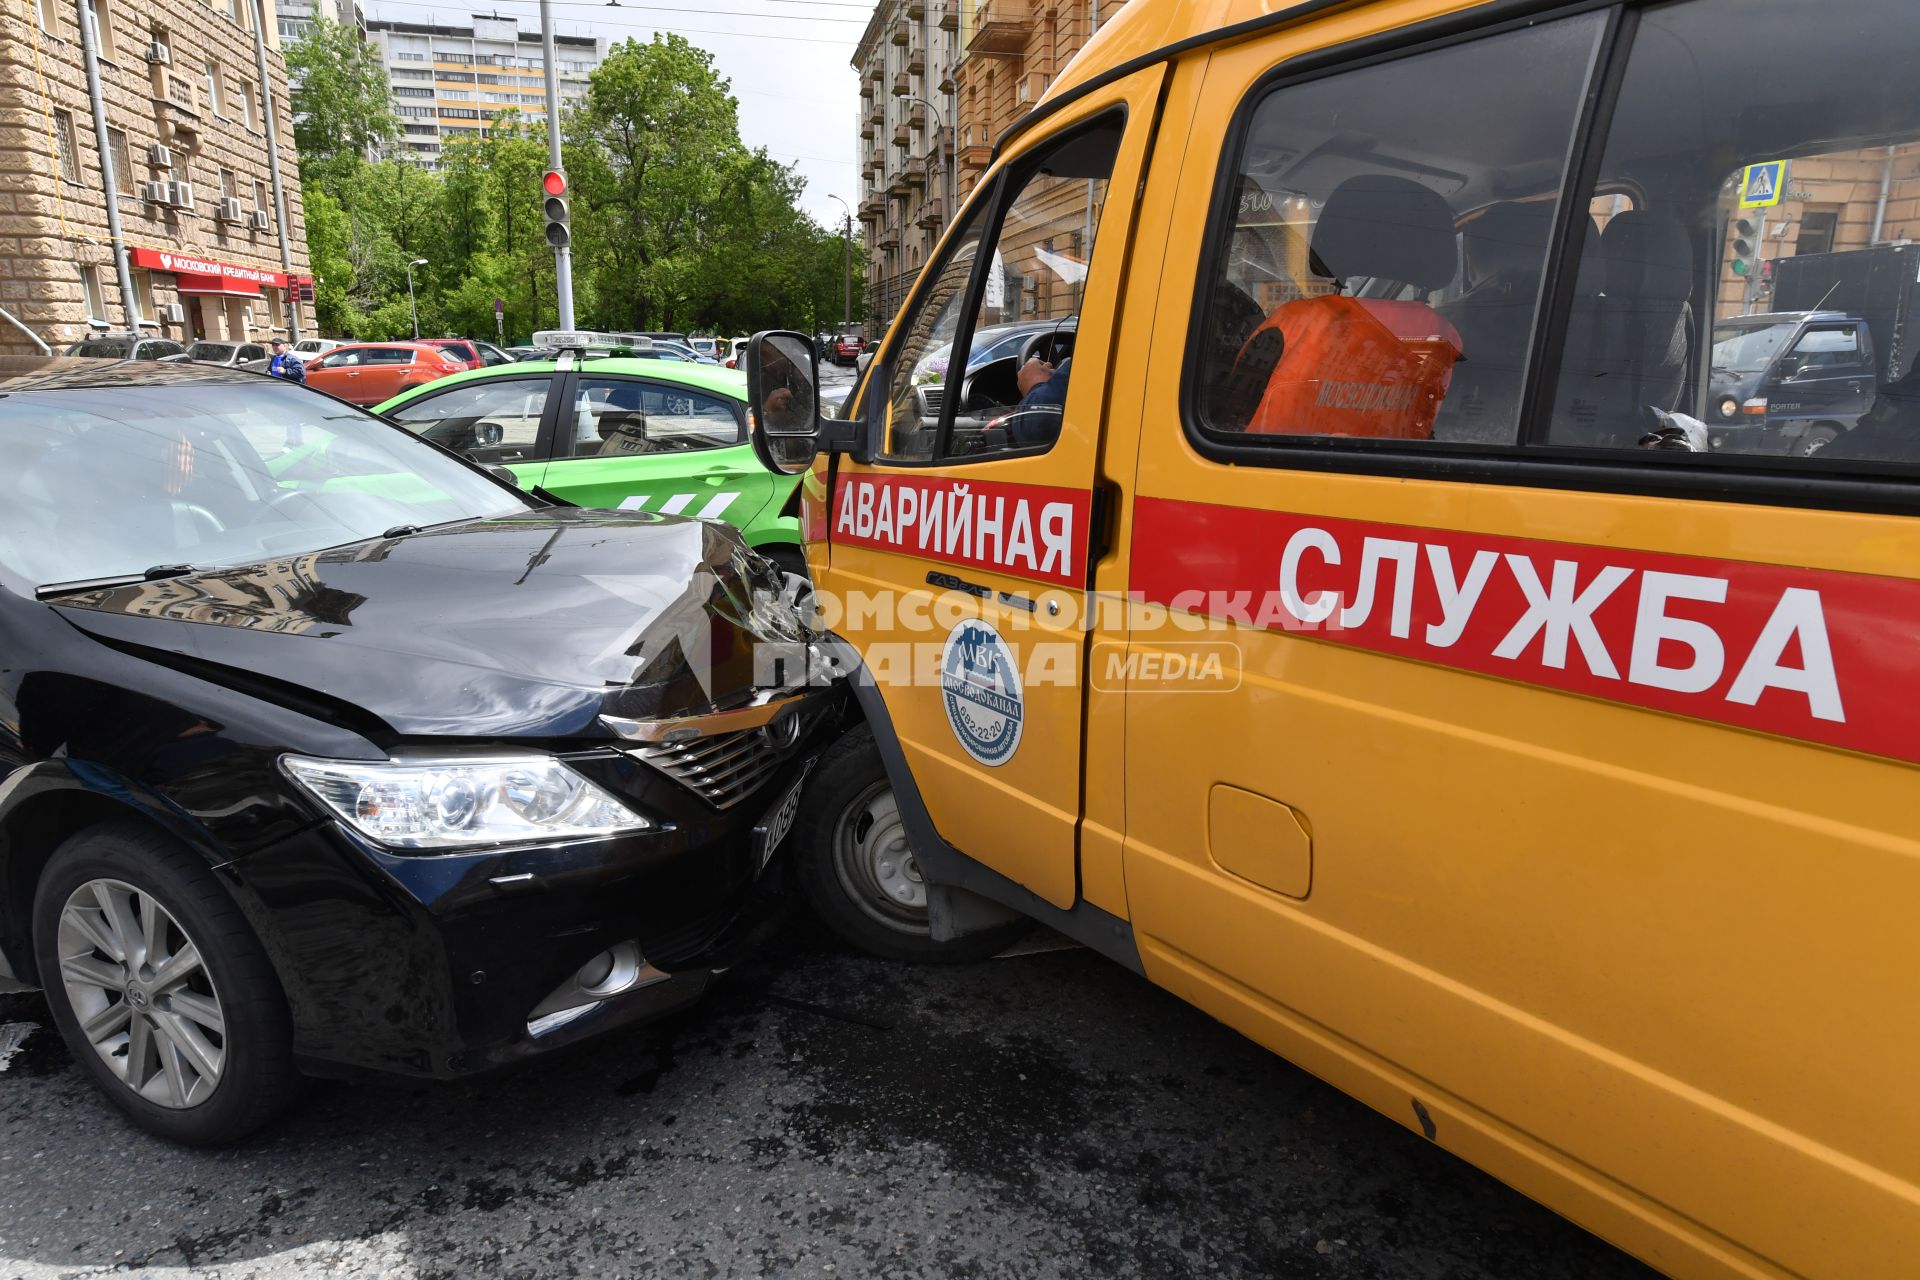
[1121,4,1920,1277]
[824,68,1164,908]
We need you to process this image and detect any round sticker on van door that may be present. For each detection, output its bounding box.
[940,618,1024,766]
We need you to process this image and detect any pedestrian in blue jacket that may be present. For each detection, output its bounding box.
[267,338,305,383]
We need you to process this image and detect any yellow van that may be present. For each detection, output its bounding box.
[744,0,1920,1275]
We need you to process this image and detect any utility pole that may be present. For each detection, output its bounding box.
[828,193,852,328]
[252,0,299,341]
[539,0,575,328]
[75,0,139,332]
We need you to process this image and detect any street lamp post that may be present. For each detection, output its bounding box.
[406,258,428,339]
[828,193,853,330]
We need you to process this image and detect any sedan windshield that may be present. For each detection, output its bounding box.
[1,381,530,590]
[1711,322,1797,374]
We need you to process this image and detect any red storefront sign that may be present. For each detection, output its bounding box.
[128,247,312,297]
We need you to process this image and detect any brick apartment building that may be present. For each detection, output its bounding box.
[853,0,1124,333]
[0,0,310,355]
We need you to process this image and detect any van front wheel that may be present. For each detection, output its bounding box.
[793,725,1028,963]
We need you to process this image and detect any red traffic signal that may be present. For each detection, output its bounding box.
[543,170,567,198]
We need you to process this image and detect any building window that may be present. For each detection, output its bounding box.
[52,109,82,185]
[254,177,269,215]
[396,50,426,61]
[436,70,475,82]
[394,86,434,98]
[204,59,222,116]
[37,0,60,33]
[392,68,431,79]
[85,0,116,61]
[237,76,255,128]
[220,167,237,200]
[79,264,107,324]
[1797,209,1840,257]
[434,50,473,64]
[107,127,132,195]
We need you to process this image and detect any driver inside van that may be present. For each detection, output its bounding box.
[1229,174,1464,439]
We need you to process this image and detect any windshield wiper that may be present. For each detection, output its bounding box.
[36,563,205,600]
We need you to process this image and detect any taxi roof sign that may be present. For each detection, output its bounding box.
[1740,161,1784,208]
[533,330,654,353]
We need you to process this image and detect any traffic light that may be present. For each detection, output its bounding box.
[1730,215,1757,277]
[543,169,570,250]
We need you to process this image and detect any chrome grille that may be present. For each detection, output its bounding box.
[631,727,781,809]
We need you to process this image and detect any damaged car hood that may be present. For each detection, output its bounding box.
[52,510,790,740]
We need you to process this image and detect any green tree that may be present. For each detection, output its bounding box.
[287,19,398,174]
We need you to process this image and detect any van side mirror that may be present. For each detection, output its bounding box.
[744,330,823,476]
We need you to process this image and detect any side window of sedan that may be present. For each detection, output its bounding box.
[562,378,741,457]
[385,378,552,464]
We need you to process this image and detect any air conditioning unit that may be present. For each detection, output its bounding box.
[147,143,173,168]
[159,302,186,323]
[142,180,171,204]
[167,181,195,209]
[146,39,172,66]
[249,207,270,231]
[218,196,245,223]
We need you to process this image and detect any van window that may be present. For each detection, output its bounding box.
[1191,15,1604,447]
[1544,0,1920,465]
[880,116,1122,462]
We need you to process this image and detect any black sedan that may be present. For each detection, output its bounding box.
[0,358,840,1144]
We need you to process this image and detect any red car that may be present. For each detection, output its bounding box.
[420,338,516,370]
[831,334,865,367]
[302,342,466,406]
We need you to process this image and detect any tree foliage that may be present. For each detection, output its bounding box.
[286,28,862,343]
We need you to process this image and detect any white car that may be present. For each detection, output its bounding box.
[290,337,344,362]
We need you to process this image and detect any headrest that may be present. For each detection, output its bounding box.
[1462,201,1554,283]
[1602,211,1693,301]
[1311,175,1456,292]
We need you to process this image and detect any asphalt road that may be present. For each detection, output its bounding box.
[0,920,1660,1280]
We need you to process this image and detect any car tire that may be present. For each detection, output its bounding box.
[1799,425,1840,456]
[32,820,300,1146]
[792,725,1029,964]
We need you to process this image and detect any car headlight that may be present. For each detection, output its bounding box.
[281,755,651,852]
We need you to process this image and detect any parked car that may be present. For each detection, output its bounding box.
[829,334,866,367]
[63,335,185,361]
[726,337,751,369]
[290,337,344,362]
[163,340,269,368]
[422,337,517,370]
[375,347,807,578]
[689,337,718,359]
[302,342,465,406]
[0,355,836,1144]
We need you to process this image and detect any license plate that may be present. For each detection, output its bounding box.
[753,760,813,874]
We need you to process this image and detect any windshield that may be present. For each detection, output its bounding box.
[1,381,530,589]
[185,343,237,361]
[1711,322,1797,374]
[64,340,132,358]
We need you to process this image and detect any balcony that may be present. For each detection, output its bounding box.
[938,3,957,31]
[892,124,911,150]
[877,224,902,250]
[906,47,925,76]
[916,197,945,229]
[906,0,923,17]
[888,171,913,198]
[860,119,876,141]
[903,165,926,189]
[892,71,911,97]
[907,103,927,130]
[957,139,992,170]
[966,0,1031,55]
[890,18,908,45]
[865,101,884,126]
[860,77,876,100]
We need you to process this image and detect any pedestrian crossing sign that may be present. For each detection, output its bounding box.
[1740,161,1785,208]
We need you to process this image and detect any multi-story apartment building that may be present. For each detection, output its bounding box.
[852,0,962,329]
[275,0,361,45]
[0,0,311,355]
[364,13,605,169]
[853,0,1125,332]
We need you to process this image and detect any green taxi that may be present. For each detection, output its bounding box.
[374,351,805,575]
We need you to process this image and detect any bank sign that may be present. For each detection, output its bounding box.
[128,247,311,292]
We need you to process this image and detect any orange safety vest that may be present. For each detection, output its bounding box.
[1243,295,1463,440]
